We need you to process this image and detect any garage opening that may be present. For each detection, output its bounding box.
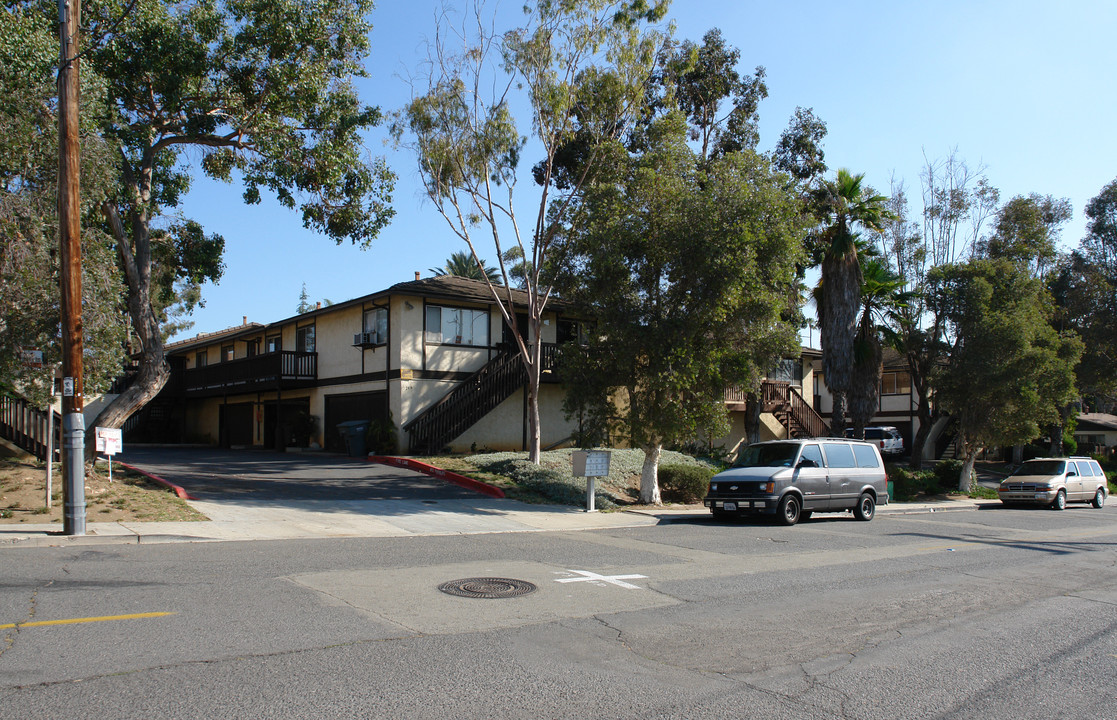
[324,391,389,453]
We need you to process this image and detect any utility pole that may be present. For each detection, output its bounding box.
[58,0,86,535]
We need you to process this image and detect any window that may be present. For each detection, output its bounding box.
[266,335,281,353]
[246,339,259,357]
[881,371,911,395]
[557,319,586,345]
[296,325,315,352]
[767,358,803,385]
[822,443,857,469]
[799,444,824,467]
[221,345,234,362]
[425,305,489,346]
[195,351,208,368]
[852,444,881,468]
[362,307,388,345]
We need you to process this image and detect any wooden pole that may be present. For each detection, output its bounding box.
[58,0,86,535]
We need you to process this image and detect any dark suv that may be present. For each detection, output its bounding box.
[703,438,888,525]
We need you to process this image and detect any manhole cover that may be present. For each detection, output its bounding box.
[438,577,538,599]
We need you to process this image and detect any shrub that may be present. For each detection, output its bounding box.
[934,459,969,491]
[479,458,617,510]
[658,464,714,504]
[888,465,936,500]
[366,412,398,455]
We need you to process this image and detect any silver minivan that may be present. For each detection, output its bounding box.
[703,439,888,525]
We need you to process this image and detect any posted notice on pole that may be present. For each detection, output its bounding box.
[95,427,123,456]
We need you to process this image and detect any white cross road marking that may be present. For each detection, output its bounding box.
[554,570,647,590]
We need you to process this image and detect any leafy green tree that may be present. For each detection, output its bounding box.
[59,0,397,447]
[771,106,828,191]
[810,169,891,436]
[0,7,127,406]
[930,259,1081,489]
[429,251,500,283]
[654,28,767,163]
[1052,177,1117,409]
[983,194,1072,277]
[555,111,805,503]
[395,0,668,463]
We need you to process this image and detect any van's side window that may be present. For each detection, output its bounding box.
[800,444,824,467]
[822,443,857,469]
[852,444,880,468]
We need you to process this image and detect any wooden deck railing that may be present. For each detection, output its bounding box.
[723,380,829,439]
[0,394,60,461]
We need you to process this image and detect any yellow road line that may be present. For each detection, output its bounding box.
[0,612,175,629]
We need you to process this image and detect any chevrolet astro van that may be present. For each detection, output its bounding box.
[703,438,888,526]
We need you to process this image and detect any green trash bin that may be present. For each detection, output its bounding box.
[887,479,894,501]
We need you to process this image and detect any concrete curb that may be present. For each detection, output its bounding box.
[115,461,196,500]
[367,456,506,498]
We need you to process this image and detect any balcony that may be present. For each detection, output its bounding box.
[179,351,318,397]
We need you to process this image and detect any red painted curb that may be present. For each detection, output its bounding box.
[115,461,197,501]
[367,456,506,499]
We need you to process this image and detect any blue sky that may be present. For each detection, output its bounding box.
[171,0,1116,341]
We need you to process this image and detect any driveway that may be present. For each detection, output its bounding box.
[120,446,483,503]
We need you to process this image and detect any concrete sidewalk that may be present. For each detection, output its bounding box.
[0,495,992,548]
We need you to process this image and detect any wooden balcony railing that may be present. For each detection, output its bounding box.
[179,351,317,395]
[723,380,829,439]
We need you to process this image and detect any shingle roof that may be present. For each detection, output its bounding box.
[1077,413,1117,432]
[165,322,265,351]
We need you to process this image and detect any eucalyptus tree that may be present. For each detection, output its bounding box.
[879,154,998,468]
[810,169,891,436]
[70,0,397,448]
[395,0,669,463]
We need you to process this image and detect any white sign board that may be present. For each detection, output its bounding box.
[20,349,44,368]
[572,450,611,477]
[62,377,75,396]
[95,427,123,456]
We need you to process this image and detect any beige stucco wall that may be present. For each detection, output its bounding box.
[314,305,363,378]
[450,384,576,453]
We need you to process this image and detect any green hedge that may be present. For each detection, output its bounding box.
[658,464,715,504]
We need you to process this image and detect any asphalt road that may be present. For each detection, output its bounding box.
[120,446,483,501]
[2,504,1116,719]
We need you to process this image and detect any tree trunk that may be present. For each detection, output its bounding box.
[745,393,760,445]
[87,201,169,461]
[830,392,847,437]
[959,450,977,493]
[1011,444,1023,466]
[1048,423,1063,456]
[639,443,662,505]
[908,394,935,471]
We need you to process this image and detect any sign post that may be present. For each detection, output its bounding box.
[95,427,123,482]
[572,450,611,512]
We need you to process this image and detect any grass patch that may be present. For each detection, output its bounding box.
[0,459,206,524]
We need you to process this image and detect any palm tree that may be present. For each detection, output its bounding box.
[429,251,500,283]
[848,256,908,439]
[810,169,891,436]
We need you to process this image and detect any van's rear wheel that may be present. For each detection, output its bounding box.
[854,493,876,521]
[1092,489,1106,508]
[777,495,800,526]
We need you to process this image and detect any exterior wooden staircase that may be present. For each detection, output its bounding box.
[761,381,830,439]
[404,350,535,455]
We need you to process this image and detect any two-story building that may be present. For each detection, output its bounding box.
[126,275,829,458]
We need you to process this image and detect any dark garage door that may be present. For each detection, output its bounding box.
[324,392,388,453]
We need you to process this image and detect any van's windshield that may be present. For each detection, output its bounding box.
[1015,460,1066,476]
[734,443,799,468]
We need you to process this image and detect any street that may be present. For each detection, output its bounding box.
[2,505,1116,719]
